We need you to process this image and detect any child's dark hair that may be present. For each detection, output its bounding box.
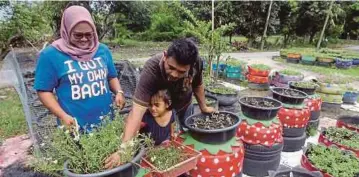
[151,90,172,110]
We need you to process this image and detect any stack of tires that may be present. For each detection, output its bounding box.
[289,81,322,135]
[316,82,344,111]
[225,65,245,81]
[287,53,301,64]
[212,63,227,78]
[238,97,283,176]
[272,87,310,152]
[301,55,317,65]
[270,70,304,88]
[335,58,353,69]
[246,65,271,90]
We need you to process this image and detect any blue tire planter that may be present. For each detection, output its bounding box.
[335,58,353,69]
[352,58,359,66]
[343,91,359,104]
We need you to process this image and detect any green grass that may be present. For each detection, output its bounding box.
[0,87,27,139]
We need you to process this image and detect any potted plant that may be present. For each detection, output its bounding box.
[301,143,359,177]
[343,89,359,104]
[184,111,241,144]
[319,127,359,157]
[287,53,301,64]
[280,49,289,58]
[289,81,319,95]
[337,116,359,133]
[238,97,282,120]
[316,56,335,67]
[335,58,353,69]
[271,69,304,87]
[33,114,146,177]
[271,87,308,105]
[205,84,238,106]
[268,166,323,177]
[247,64,271,77]
[301,55,317,65]
[192,95,218,114]
[141,140,201,177]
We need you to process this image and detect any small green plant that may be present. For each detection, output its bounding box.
[207,85,237,94]
[325,127,359,149]
[306,126,318,137]
[307,144,359,177]
[279,69,301,76]
[226,58,247,67]
[146,144,187,171]
[192,96,216,105]
[32,110,147,175]
[250,64,271,71]
[292,81,318,89]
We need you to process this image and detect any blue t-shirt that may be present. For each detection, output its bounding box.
[140,110,175,145]
[34,44,117,129]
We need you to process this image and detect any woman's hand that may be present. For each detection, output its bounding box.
[104,151,121,169]
[201,106,216,114]
[115,92,126,109]
[60,114,75,127]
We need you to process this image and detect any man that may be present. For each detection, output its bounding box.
[105,38,215,168]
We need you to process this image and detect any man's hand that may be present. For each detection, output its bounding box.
[60,114,75,127]
[201,106,216,114]
[115,92,126,110]
[104,151,121,169]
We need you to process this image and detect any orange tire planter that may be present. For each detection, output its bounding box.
[278,108,310,128]
[318,133,359,157]
[247,66,270,77]
[246,74,269,84]
[175,135,244,177]
[237,120,283,146]
[287,53,301,59]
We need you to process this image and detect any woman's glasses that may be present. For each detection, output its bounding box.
[72,32,94,40]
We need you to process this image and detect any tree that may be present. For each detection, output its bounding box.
[317,0,334,50]
[343,2,359,39]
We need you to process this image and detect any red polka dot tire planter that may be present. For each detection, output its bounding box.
[175,133,244,177]
[278,107,310,137]
[337,115,359,133]
[305,95,322,120]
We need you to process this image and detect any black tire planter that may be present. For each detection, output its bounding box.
[283,127,306,137]
[287,58,300,64]
[310,110,320,121]
[289,82,317,96]
[238,97,282,121]
[184,111,241,144]
[243,155,281,177]
[307,119,319,130]
[316,62,332,67]
[271,87,307,105]
[205,89,238,106]
[247,82,270,90]
[353,58,359,65]
[243,142,283,161]
[63,148,145,177]
[268,166,323,177]
[283,133,307,152]
[218,102,241,114]
[192,95,218,114]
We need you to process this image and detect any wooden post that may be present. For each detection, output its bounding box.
[316,0,334,51]
[261,0,273,51]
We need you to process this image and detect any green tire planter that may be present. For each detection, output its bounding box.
[317,83,345,95]
[318,93,343,104]
[302,55,316,62]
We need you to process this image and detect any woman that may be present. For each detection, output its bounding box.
[34,6,125,131]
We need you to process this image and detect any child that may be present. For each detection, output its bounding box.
[140,89,176,145]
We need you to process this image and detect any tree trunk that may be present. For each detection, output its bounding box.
[260,0,273,50]
[0,34,24,61]
[316,0,334,51]
[229,33,232,44]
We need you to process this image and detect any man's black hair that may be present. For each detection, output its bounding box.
[167,38,199,66]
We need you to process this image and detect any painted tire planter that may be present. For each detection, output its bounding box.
[278,108,310,135]
[317,93,343,104]
[271,87,308,105]
[64,148,145,177]
[268,166,323,177]
[238,97,282,121]
[246,74,269,84]
[287,58,300,64]
[192,95,218,114]
[184,111,241,144]
[352,58,359,65]
[318,130,359,157]
[305,94,322,117]
[316,57,335,64]
[343,91,359,104]
[205,89,238,106]
[301,55,317,66]
[289,81,318,96]
[273,72,304,85]
[335,58,353,69]
[271,80,288,88]
[247,66,270,77]
[337,115,359,133]
[242,142,283,176]
[176,133,244,177]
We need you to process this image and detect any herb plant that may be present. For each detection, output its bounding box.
[292,81,318,89]
[250,64,271,71]
[279,69,302,76]
[325,127,359,149]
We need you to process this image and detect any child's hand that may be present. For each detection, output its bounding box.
[161,140,170,147]
[104,151,121,169]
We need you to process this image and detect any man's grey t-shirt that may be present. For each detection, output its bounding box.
[133,53,203,113]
